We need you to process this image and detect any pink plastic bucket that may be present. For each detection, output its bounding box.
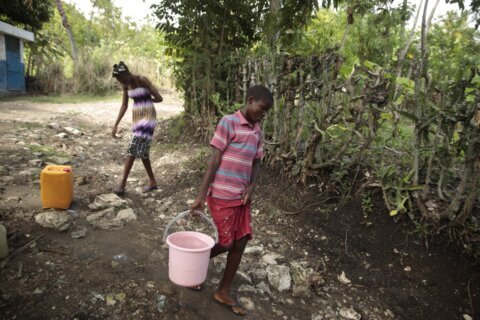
[163,211,218,287]
[166,231,215,286]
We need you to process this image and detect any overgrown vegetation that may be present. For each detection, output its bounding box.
[2,0,480,259]
[155,0,480,259]
[1,0,172,95]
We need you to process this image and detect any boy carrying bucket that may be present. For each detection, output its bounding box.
[190,85,273,316]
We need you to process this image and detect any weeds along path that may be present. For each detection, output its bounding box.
[0,92,478,319]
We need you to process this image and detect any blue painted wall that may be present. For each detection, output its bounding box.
[5,35,25,92]
[0,60,6,91]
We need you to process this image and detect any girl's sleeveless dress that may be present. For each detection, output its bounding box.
[126,87,157,159]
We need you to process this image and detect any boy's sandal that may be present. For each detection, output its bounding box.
[213,295,247,316]
[188,285,203,292]
[114,187,126,196]
[142,185,158,193]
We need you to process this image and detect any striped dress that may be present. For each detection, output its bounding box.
[126,87,157,159]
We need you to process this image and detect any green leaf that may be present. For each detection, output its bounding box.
[363,60,377,70]
[339,64,353,78]
[380,112,393,120]
[397,110,419,122]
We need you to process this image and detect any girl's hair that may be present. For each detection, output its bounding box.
[112,61,129,78]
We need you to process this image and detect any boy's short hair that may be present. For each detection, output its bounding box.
[246,85,274,105]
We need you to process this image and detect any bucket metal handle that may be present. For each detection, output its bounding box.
[162,210,218,244]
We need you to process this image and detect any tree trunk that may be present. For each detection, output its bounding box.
[55,0,78,64]
[394,0,424,97]
[420,0,429,82]
[293,72,307,154]
[282,57,295,153]
[426,0,440,33]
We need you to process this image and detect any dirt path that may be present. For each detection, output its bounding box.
[0,93,478,320]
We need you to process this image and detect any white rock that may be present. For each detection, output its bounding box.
[90,218,123,231]
[237,270,252,283]
[34,287,45,295]
[48,123,60,130]
[339,306,361,320]
[251,268,267,281]
[35,211,70,232]
[64,127,82,136]
[404,266,411,272]
[116,208,137,222]
[186,199,195,205]
[385,309,395,318]
[0,176,14,184]
[244,245,264,255]
[463,315,473,320]
[338,271,351,285]
[88,194,127,210]
[238,284,257,293]
[267,265,291,292]
[28,159,43,167]
[48,156,70,165]
[290,261,315,297]
[87,207,116,222]
[87,207,124,230]
[261,252,284,265]
[55,133,68,139]
[311,312,323,320]
[71,228,86,239]
[255,281,271,295]
[238,297,255,311]
[18,168,38,177]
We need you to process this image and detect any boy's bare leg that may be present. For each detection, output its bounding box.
[214,236,248,307]
[141,158,157,188]
[117,156,135,190]
[210,244,230,258]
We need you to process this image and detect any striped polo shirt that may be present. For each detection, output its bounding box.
[209,110,264,200]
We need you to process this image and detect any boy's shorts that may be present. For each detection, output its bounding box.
[207,196,252,248]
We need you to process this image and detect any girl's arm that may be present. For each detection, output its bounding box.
[112,87,129,138]
[140,76,163,103]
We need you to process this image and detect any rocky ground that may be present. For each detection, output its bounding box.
[0,92,479,320]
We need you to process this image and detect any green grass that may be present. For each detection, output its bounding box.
[27,144,68,158]
[182,147,210,171]
[0,93,118,104]
[168,114,187,140]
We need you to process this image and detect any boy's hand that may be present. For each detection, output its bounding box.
[242,185,255,205]
[190,197,205,216]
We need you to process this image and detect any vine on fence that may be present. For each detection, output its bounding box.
[180,47,480,258]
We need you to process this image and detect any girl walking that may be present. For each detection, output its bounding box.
[111,61,163,195]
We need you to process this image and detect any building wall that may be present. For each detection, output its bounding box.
[19,39,24,63]
[0,33,6,92]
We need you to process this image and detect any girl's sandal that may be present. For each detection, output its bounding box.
[114,187,126,196]
[142,185,158,193]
